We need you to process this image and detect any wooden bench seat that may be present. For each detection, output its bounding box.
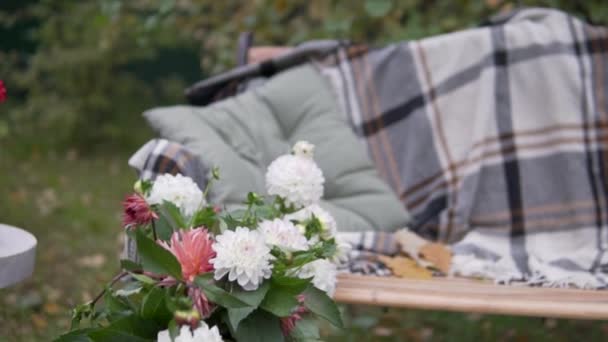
[335,274,608,320]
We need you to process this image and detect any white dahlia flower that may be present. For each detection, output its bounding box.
[157,322,223,342]
[265,143,324,209]
[211,227,273,291]
[147,174,205,218]
[285,204,337,240]
[298,259,337,297]
[259,218,309,252]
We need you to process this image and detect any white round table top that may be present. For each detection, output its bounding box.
[0,223,37,288]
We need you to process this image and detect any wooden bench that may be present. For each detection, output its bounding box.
[335,274,608,320]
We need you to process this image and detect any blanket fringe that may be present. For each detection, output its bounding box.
[451,254,607,289]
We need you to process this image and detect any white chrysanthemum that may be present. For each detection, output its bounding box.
[292,140,315,158]
[211,227,273,291]
[298,259,337,297]
[157,322,223,342]
[259,218,309,252]
[285,204,337,240]
[147,174,205,218]
[266,145,324,209]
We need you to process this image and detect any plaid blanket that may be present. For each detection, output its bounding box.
[318,8,608,288]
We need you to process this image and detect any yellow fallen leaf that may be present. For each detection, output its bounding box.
[378,255,432,279]
[394,229,434,269]
[31,313,48,330]
[419,243,452,274]
[78,254,106,268]
[43,302,61,315]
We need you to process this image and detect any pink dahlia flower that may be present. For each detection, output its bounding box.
[122,194,158,228]
[160,228,215,282]
[280,294,308,337]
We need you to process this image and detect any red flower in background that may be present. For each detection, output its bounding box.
[122,194,158,228]
[280,294,308,337]
[0,80,6,103]
[188,286,213,318]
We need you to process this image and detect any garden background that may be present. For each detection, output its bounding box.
[1,0,608,340]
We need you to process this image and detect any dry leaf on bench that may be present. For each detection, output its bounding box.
[394,229,433,268]
[378,255,432,279]
[394,229,427,257]
[419,242,452,274]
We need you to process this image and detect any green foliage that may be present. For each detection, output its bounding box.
[1,0,606,155]
[232,309,285,342]
[259,278,310,317]
[303,286,343,329]
[193,274,250,309]
[134,228,182,280]
[292,317,321,340]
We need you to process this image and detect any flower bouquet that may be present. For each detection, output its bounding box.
[56,141,347,342]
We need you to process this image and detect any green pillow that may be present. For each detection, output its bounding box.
[144,65,410,232]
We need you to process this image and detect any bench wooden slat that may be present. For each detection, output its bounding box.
[335,274,608,320]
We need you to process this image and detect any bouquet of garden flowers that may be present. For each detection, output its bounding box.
[56,141,347,342]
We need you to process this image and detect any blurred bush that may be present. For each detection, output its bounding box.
[0,0,606,155]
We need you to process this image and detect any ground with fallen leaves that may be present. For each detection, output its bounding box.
[1,152,608,341]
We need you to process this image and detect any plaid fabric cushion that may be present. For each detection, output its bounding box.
[128,139,208,189]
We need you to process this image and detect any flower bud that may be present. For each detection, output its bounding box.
[133,180,144,195]
[292,141,315,158]
[296,223,307,235]
[174,308,201,330]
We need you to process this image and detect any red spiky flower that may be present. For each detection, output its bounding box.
[122,194,158,228]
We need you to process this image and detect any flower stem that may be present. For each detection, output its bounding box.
[151,220,158,241]
[89,271,128,308]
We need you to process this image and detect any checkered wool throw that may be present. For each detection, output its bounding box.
[318,8,608,288]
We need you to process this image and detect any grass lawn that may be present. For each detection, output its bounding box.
[1,152,607,341]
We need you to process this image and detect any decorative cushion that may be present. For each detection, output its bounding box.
[144,65,410,232]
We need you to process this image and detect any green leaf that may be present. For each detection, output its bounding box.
[168,319,179,340]
[291,317,321,340]
[303,286,343,328]
[129,273,156,285]
[70,304,93,330]
[135,229,182,280]
[227,281,271,329]
[223,215,243,230]
[160,200,187,229]
[189,206,217,228]
[254,205,276,220]
[260,278,309,317]
[105,314,159,339]
[228,307,256,332]
[154,215,174,241]
[53,329,95,342]
[364,0,393,18]
[141,287,172,324]
[272,276,311,288]
[120,259,142,272]
[115,282,143,297]
[104,290,133,321]
[234,310,284,342]
[87,329,149,342]
[231,281,271,306]
[194,274,249,309]
[218,219,228,233]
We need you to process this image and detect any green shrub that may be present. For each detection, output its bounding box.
[0,0,606,155]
